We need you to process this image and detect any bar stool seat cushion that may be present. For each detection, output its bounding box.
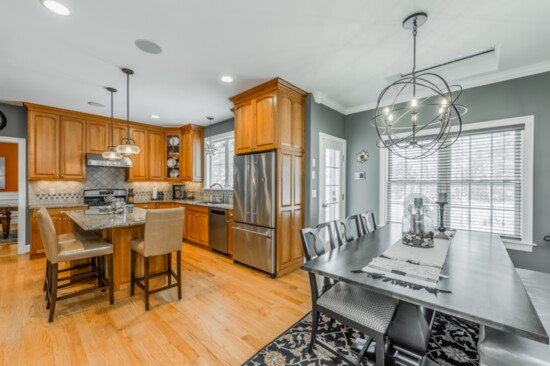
[318,282,398,334]
[57,238,113,262]
[478,269,550,366]
[130,239,145,255]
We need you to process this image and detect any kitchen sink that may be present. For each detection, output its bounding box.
[197,201,224,205]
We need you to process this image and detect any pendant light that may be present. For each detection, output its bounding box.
[116,68,141,156]
[204,116,217,156]
[102,87,123,160]
[371,12,466,160]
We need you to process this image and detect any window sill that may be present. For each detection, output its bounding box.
[503,239,536,252]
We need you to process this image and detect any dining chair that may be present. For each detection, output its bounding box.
[359,210,378,233]
[300,226,398,366]
[130,207,184,311]
[36,207,114,322]
[335,214,365,246]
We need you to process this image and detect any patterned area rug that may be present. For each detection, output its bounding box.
[244,312,479,366]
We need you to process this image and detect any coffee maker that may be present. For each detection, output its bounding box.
[173,185,185,199]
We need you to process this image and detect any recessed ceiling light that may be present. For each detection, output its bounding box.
[151,115,160,119]
[221,76,233,83]
[88,101,105,108]
[135,39,162,55]
[41,0,70,16]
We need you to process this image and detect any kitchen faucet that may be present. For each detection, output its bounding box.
[209,183,224,203]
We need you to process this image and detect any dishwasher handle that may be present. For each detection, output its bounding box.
[209,209,227,216]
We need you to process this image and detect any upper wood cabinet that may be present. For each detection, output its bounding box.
[128,127,165,181]
[128,127,148,181]
[181,125,203,182]
[86,119,110,154]
[230,78,306,154]
[28,110,86,180]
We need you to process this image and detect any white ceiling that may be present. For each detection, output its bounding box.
[2,0,550,126]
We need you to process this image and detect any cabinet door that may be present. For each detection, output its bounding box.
[128,127,148,180]
[196,213,209,246]
[184,211,196,241]
[28,111,59,179]
[278,93,293,149]
[86,120,110,154]
[191,127,203,182]
[234,101,254,154]
[113,124,128,148]
[147,130,165,181]
[59,116,86,179]
[181,128,192,181]
[254,92,277,151]
[291,99,305,151]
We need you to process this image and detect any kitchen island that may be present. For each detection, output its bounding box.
[65,207,168,291]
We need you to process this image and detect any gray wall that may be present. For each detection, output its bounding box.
[0,103,29,246]
[344,71,550,273]
[0,103,27,139]
[204,118,234,137]
[305,94,346,227]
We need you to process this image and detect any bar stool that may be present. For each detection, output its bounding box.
[130,208,184,311]
[36,207,114,322]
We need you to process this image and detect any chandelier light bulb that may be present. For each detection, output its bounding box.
[412,114,417,122]
[439,107,445,114]
[388,114,393,122]
[441,98,448,106]
[411,98,418,107]
[384,107,390,115]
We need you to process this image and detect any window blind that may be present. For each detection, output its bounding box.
[387,126,524,240]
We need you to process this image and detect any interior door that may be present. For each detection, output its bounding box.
[319,133,346,225]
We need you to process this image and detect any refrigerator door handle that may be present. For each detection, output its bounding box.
[244,155,250,222]
[233,226,271,237]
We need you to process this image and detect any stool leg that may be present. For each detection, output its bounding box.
[108,254,114,305]
[177,250,182,300]
[375,333,385,366]
[144,256,150,311]
[97,256,103,289]
[130,250,136,296]
[46,261,52,309]
[43,259,50,292]
[167,253,172,286]
[48,263,58,322]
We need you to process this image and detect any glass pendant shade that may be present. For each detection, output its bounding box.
[120,156,133,167]
[102,147,122,160]
[116,140,141,156]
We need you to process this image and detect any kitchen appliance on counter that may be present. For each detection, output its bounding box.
[233,151,276,278]
[83,189,128,214]
[209,208,228,254]
[173,184,185,199]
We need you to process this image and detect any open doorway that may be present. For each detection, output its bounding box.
[318,133,346,225]
[0,137,27,255]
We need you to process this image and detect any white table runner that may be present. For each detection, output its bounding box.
[362,236,453,289]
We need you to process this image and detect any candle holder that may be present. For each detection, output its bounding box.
[434,200,449,240]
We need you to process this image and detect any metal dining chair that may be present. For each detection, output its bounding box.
[335,214,365,246]
[300,225,398,366]
[359,210,378,234]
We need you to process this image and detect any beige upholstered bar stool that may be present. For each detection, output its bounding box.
[36,207,114,322]
[130,207,184,311]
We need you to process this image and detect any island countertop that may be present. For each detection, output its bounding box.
[65,207,148,231]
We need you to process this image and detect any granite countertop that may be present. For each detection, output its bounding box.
[28,202,89,210]
[65,207,147,231]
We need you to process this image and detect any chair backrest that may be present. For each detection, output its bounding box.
[334,214,364,246]
[359,210,378,233]
[36,207,60,263]
[143,208,185,257]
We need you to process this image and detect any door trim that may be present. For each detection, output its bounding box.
[0,136,28,254]
[318,132,346,225]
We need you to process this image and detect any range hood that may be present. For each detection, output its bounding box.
[86,154,133,168]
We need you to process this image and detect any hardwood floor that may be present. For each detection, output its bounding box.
[0,243,311,365]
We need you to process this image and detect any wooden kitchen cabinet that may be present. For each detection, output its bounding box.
[86,119,110,154]
[230,78,305,154]
[59,116,86,179]
[147,130,165,181]
[30,207,86,258]
[227,210,234,255]
[182,205,208,247]
[181,125,204,182]
[128,127,148,181]
[28,109,86,180]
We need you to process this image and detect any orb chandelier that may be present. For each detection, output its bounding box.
[372,12,466,160]
[116,68,141,157]
[102,87,123,161]
[204,116,218,156]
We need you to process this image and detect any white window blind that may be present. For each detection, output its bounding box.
[386,125,524,240]
[204,132,235,188]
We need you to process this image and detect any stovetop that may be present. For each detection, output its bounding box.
[84,188,127,207]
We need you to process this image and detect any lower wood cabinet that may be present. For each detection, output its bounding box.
[30,207,86,259]
[182,205,209,247]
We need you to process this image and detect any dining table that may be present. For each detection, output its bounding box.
[301,223,549,344]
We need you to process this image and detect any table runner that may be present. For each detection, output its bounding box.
[360,236,453,289]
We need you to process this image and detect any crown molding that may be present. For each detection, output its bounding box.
[315,60,550,116]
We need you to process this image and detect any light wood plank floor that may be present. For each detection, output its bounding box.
[0,243,311,365]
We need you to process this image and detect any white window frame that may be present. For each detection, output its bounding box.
[204,131,234,189]
[318,132,347,224]
[379,115,534,251]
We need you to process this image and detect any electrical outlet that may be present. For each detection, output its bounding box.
[48,188,56,196]
[312,189,317,198]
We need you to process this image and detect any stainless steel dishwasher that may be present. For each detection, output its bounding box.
[208,208,228,254]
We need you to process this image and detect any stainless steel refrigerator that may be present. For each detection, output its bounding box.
[233,151,276,277]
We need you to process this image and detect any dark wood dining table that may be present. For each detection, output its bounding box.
[301,223,549,344]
